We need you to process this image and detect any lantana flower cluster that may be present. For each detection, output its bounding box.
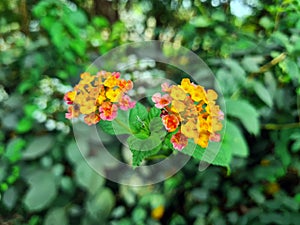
[64,71,135,125]
[152,78,224,150]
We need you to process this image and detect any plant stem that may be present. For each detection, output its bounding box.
[262,122,300,130]
[145,154,168,160]
[249,52,287,78]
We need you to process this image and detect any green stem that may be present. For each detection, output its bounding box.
[262,122,300,130]
[145,154,168,160]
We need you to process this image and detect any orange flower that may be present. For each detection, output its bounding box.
[162,114,179,132]
[118,79,133,91]
[84,113,101,125]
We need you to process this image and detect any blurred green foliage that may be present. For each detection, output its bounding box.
[0,0,300,224]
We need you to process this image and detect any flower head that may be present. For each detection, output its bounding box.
[151,78,223,149]
[64,71,135,125]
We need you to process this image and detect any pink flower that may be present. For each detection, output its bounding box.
[99,102,118,121]
[171,131,188,151]
[152,93,172,109]
[119,95,136,110]
[112,72,120,78]
[218,110,224,120]
[161,82,171,92]
[209,133,221,142]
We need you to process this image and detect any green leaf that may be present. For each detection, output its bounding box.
[285,58,300,81]
[210,141,232,169]
[132,207,147,223]
[216,69,239,96]
[99,110,132,135]
[68,10,87,27]
[128,134,161,152]
[128,115,166,166]
[190,16,213,27]
[249,187,265,204]
[274,130,292,169]
[223,59,246,84]
[226,99,260,135]
[75,160,104,195]
[92,17,109,28]
[44,208,68,225]
[2,187,18,210]
[224,121,249,157]
[16,117,33,133]
[259,16,274,30]
[242,56,264,73]
[65,141,84,165]
[147,107,161,122]
[22,135,54,159]
[131,144,162,166]
[252,80,273,107]
[4,138,26,163]
[87,188,115,220]
[181,139,204,160]
[24,171,57,212]
[129,103,148,133]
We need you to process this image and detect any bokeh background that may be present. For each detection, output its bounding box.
[1,0,300,224]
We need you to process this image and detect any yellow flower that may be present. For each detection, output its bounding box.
[79,101,97,114]
[207,89,218,101]
[181,120,199,139]
[180,78,194,94]
[103,75,118,88]
[265,182,280,195]
[170,86,186,101]
[194,132,210,148]
[151,205,165,220]
[97,94,106,105]
[190,86,206,102]
[212,120,223,132]
[106,88,122,102]
[73,92,87,105]
[171,100,186,113]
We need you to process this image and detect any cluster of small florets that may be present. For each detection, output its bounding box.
[152,78,224,150]
[64,71,135,125]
